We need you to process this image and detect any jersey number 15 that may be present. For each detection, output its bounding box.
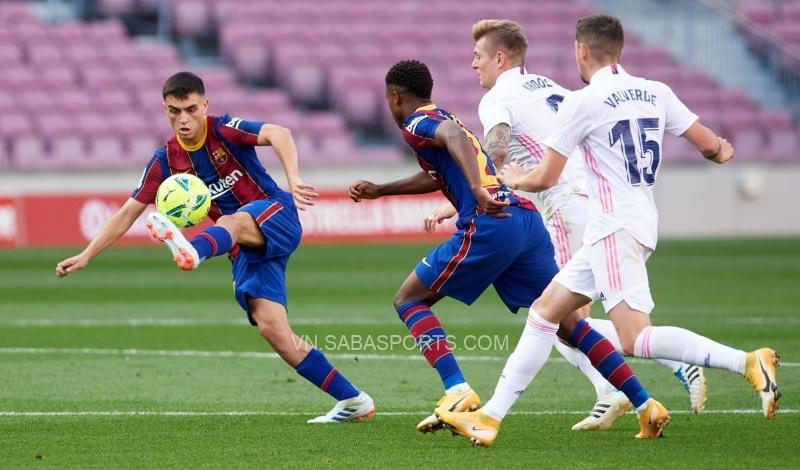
[609,118,661,186]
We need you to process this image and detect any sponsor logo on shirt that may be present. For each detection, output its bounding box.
[209,169,243,199]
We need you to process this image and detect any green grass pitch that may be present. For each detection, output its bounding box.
[1,239,798,468]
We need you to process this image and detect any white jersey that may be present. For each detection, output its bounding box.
[544,64,697,249]
[478,67,587,220]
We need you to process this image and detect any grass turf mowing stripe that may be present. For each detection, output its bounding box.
[1,409,797,417]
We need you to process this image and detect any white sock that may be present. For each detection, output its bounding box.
[445,382,471,395]
[587,318,689,372]
[634,326,746,374]
[553,339,616,398]
[481,309,559,421]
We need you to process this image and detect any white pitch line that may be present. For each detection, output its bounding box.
[0,347,797,367]
[3,316,798,327]
[0,409,797,418]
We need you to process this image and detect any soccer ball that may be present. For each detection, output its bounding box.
[155,174,212,228]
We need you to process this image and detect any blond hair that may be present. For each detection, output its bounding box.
[472,19,528,61]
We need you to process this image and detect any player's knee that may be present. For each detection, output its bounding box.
[392,290,409,311]
[619,336,637,356]
[215,214,240,238]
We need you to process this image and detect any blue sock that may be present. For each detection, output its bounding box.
[190,226,233,261]
[569,319,650,408]
[397,301,465,390]
[295,348,360,401]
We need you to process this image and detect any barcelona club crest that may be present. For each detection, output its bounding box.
[212,148,227,164]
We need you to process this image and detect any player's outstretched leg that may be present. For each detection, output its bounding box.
[628,324,780,419]
[585,317,707,414]
[147,212,238,271]
[249,298,375,424]
[396,301,480,432]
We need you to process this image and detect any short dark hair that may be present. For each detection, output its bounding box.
[385,60,433,100]
[162,71,205,99]
[576,14,624,60]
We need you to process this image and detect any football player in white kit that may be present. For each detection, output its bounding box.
[437,14,779,447]
[426,19,706,432]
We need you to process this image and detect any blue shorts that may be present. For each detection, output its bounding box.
[231,196,302,324]
[415,207,558,313]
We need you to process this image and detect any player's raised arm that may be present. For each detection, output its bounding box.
[257,124,318,210]
[347,171,438,202]
[56,197,147,278]
[433,120,509,217]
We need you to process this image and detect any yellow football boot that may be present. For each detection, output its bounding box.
[744,348,781,419]
[416,388,480,433]
[635,398,670,439]
[436,409,500,447]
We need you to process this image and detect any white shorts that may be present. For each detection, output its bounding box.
[546,193,589,269]
[552,229,655,314]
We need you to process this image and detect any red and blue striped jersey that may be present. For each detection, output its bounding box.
[132,114,289,221]
[401,104,534,227]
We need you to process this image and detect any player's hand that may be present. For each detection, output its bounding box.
[476,188,511,218]
[288,177,318,210]
[348,180,380,202]
[424,203,457,234]
[56,254,89,278]
[497,162,527,190]
[711,137,734,164]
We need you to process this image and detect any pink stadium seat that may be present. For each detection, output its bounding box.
[0,1,33,24]
[781,2,800,23]
[11,135,51,170]
[49,133,87,168]
[0,92,17,114]
[94,89,136,109]
[82,66,123,89]
[40,66,80,89]
[764,128,799,162]
[1,66,36,89]
[0,44,23,64]
[173,0,211,35]
[286,65,326,105]
[11,22,48,44]
[340,89,380,127]
[85,20,129,44]
[732,129,766,161]
[54,90,94,114]
[64,44,104,67]
[98,0,138,16]
[230,44,270,82]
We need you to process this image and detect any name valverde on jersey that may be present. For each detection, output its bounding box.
[478,67,588,220]
[132,114,290,221]
[544,64,698,249]
[401,104,534,227]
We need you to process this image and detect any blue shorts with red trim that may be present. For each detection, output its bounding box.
[231,194,302,323]
[415,206,558,313]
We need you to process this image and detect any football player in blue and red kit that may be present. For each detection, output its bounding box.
[56,72,374,423]
[348,60,660,440]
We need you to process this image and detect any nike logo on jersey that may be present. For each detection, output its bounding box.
[421,257,432,267]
